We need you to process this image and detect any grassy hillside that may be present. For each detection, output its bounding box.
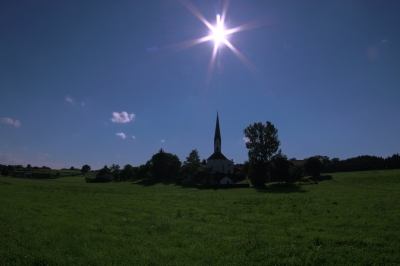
[1,170,399,265]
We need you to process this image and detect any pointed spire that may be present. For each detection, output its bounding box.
[214,112,221,152]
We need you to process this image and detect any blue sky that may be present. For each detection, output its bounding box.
[1,0,399,169]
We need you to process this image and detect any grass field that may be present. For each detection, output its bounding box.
[1,170,399,265]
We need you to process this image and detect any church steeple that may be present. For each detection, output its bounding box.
[214,112,221,153]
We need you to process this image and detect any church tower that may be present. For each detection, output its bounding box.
[214,112,221,153]
[207,112,234,176]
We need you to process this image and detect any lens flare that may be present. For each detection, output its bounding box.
[212,14,227,47]
[177,0,266,85]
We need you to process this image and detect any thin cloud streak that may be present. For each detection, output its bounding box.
[38,153,50,160]
[65,95,75,105]
[1,117,21,127]
[116,133,127,139]
[0,152,25,165]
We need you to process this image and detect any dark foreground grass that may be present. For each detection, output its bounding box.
[1,170,399,265]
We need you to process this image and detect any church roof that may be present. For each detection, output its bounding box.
[207,151,229,160]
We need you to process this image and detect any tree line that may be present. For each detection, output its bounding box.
[0,164,51,176]
[2,120,400,186]
[305,154,400,173]
[85,149,197,183]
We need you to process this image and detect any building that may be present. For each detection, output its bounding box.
[289,159,307,170]
[207,113,234,175]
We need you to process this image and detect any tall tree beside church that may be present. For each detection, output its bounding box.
[151,149,181,181]
[244,121,280,186]
[186,149,200,164]
[183,149,201,176]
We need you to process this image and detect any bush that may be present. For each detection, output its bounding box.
[1,167,10,176]
[248,161,268,187]
[304,157,324,179]
[289,165,304,182]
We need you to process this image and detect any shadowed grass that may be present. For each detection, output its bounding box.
[0,170,399,265]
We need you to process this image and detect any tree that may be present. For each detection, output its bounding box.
[81,164,91,173]
[109,164,120,181]
[120,164,135,181]
[290,165,304,182]
[137,162,151,180]
[27,164,32,170]
[329,158,340,172]
[7,165,16,172]
[98,165,111,176]
[270,150,291,182]
[151,148,181,181]
[304,157,324,179]
[110,164,120,173]
[244,121,280,186]
[242,161,250,177]
[95,165,112,182]
[1,167,10,176]
[186,149,200,164]
[183,149,201,177]
[310,155,330,172]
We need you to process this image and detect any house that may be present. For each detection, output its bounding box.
[289,159,307,167]
[220,176,233,184]
[207,113,234,176]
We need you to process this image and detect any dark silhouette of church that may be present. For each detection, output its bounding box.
[206,113,234,176]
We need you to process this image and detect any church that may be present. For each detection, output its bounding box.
[207,113,234,176]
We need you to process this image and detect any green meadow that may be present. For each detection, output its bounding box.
[1,170,399,265]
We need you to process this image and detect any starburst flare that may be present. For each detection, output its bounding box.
[178,0,264,85]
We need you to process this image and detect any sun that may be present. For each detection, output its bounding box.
[176,0,265,84]
[211,14,227,47]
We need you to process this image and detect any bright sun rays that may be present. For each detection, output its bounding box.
[211,14,226,47]
[178,0,265,85]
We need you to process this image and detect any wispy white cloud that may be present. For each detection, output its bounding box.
[111,111,135,123]
[242,137,250,143]
[0,153,25,165]
[81,102,85,107]
[131,136,136,139]
[38,153,50,160]
[160,139,165,143]
[65,95,76,105]
[116,132,127,139]
[1,117,21,127]
[381,39,387,43]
